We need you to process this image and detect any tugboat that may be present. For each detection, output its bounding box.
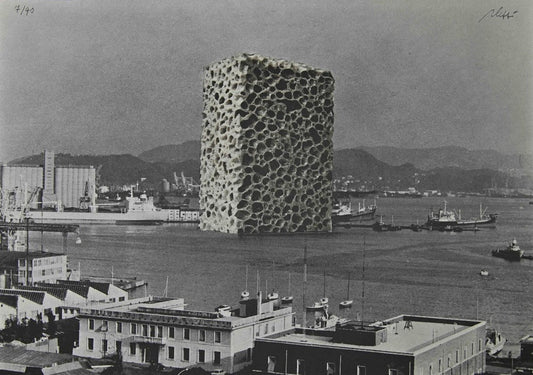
[492,239,524,261]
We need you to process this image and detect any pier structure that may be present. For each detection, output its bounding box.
[200,54,335,234]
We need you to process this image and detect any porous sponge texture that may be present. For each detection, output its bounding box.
[200,54,334,234]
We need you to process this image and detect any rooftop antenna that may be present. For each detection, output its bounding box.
[302,240,308,334]
[361,236,366,328]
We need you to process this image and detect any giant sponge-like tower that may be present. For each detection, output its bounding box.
[200,54,334,234]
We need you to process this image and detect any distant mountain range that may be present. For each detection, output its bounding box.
[8,141,532,191]
[358,145,533,171]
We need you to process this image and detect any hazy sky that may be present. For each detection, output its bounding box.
[0,0,531,161]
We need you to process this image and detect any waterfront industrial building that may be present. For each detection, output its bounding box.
[0,251,68,287]
[0,150,96,209]
[252,315,486,375]
[74,293,294,373]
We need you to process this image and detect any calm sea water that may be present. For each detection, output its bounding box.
[35,197,533,345]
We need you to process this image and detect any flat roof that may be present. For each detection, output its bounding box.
[259,315,485,355]
[77,296,292,330]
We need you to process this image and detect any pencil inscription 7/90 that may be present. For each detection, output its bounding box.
[14,5,35,16]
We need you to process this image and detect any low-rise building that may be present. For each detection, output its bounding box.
[253,315,486,375]
[0,251,68,287]
[74,293,294,373]
[0,289,63,325]
[56,279,128,303]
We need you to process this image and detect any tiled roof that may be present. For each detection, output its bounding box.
[0,346,74,367]
[57,280,110,294]
[0,294,18,308]
[0,289,45,304]
[18,285,68,300]
[36,282,90,298]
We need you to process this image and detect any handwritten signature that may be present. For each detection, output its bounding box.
[479,7,518,22]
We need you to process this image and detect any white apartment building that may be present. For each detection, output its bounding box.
[74,293,294,374]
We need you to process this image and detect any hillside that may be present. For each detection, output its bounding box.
[359,145,533,172]
[138,140,201,163]
[9,143,533,192]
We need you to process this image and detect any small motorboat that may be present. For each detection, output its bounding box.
[480,269,489,277]
[306,301,328,311]
[241,265,250,300]
[267,291,279,301]
[339,271,353,308]
[281,272,293,304]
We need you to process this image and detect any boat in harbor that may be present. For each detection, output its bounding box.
[426,201,497,229]
[492,239,524,261]
[332,200,377,224]
[25,191,200,225]
[339,272,353,308]
[486,328,505,356]
[307,271,329,310]
[281,272,293,304]
[240,265,250,300]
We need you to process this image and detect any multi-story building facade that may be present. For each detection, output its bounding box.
[0,251,68,286]
[253,315,486,375]
[74,294,294,373]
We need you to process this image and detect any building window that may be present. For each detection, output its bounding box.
[214,351,221,365]
[456,350,459,363]
[429,365,432,375]
[438,359,442,372]
[183,348,190,362]
[87,338,94,351]
[130,343,136,355]
[88,319,94,330]
[116,322,122,333]
[157,326,163,338]
[198,349,205,363]
[326,362,336,375]
[464,346,467,359]
[447,356,451,368]
[168,346,175,360]
[116,341,122,353]
[119,296,125,301]
[215,331,221,343]
[102,321,108,331]
[199,329,206,342]
[297,359,305,375]
[183,328,190,340]
[131,323,137,335]
[142,324,148,336]
[479,339,482,351]
[471,342,474,355]
[169,327,175,339]
[267,356,276,372]
[150,325,156,337]
[356,365,366,375]
[102,339,108,353]
[264,323,268,335]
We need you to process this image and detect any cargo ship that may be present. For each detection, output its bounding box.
[332,200,377,223]
[426,201,497,229]
[24,193,200,225]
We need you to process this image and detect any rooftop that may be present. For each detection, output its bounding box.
[0,289,46,305]
[259,315,485,355]
[0,346,74,367]
[0,251,66,267]
[77,296,293,330]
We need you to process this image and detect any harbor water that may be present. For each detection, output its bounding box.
[35,197,533,346]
